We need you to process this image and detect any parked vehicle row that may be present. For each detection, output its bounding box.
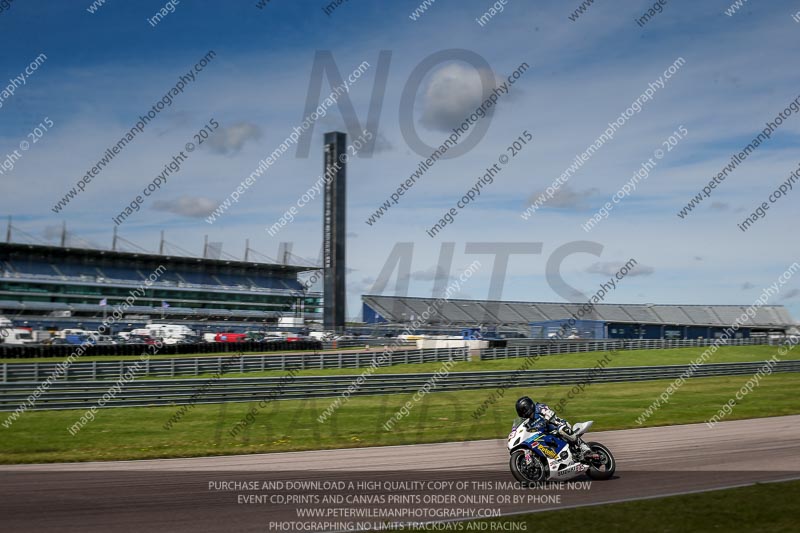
[1,319,327,348]
[3,315,425,347]
[0,316,35,345]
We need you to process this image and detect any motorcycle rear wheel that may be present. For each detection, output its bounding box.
[585,441,615,480]
[509,449,548,483]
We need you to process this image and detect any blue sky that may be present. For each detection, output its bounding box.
[1,0,799,320]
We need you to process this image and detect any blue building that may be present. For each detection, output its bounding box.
[530,318,755,340]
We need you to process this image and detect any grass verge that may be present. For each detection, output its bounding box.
[1,371,797,464]
[0,345,782,371]
[144,345,791,380]
[456,479,800,532]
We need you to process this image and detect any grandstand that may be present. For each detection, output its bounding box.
[0,242,322,333]
[361,295,795,339]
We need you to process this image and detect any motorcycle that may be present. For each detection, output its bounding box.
[507,420,615,482]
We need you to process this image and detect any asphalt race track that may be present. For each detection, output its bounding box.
[2,415,799,532]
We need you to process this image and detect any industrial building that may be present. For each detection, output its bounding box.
[361,295,795,339]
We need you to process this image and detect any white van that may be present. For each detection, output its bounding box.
[137,324,196,344]
[56,328,91,339]
[0,316,35,345]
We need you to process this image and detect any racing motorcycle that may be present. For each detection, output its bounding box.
[507,420,615,482]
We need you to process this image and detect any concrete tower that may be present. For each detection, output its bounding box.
[322,131,346,331]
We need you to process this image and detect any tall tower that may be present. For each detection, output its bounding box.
[323,132,346,331]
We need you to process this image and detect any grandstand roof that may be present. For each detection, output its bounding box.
[362,295,795,328]
[0,242,314,273]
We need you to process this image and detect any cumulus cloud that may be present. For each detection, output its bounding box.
[152,196,218,218]
[586,261,655,277]
[741,281,755,290]
[526,185,599,210]
[781,288,800,300]
[403,265,449,282]
[205,122,262,155]
[419,63,497,132]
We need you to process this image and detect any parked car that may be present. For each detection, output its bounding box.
[173,335,200,345]
[214,333,247,343]
[126,335,156,345]
[94,335,118,345]
[63,334,95,345]
[43,338,72,346]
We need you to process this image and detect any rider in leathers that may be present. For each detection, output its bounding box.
[513,396,595,460]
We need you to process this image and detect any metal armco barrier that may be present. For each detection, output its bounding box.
[484,337,771,359]
[0,340,325,359]
[0,339,415,359]
[0,348,467,382]
[323,339,415,350]
[0,359,797,411]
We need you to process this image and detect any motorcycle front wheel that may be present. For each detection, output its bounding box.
[585,441,616,480]
[509,449,548,483]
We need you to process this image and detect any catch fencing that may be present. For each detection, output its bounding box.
[483,337,771,360]
[0,347,468,382]
[0,340,322,359]
[0,339,413,359]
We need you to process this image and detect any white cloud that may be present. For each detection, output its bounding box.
[419,63,496,132]
[152,196,218,218]
[526,185,598,210]
[781,288,800,301]
[205,122,262,155]
[586,261,655,277]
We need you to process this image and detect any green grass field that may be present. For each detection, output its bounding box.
[441,480,800,533]
[146,344,791,380]
[0,344,783,370]
[1,370,797,464]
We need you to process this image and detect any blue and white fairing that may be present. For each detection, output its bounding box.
[507,421,594,481]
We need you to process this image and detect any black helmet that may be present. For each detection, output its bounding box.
[515,396,535,418]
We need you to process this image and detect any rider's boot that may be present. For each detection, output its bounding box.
[575,441,598,461]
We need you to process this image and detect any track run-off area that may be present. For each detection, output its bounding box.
[1,415,798,532]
